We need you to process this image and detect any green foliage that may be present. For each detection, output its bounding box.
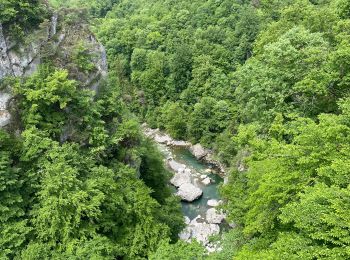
[0,0,47,38]
[235,26,332,123]
[223,100,350,258]
[160,102,188,139]
[71,42,96,73]
[188,97,235,146]
[1,61,183,258]
[49,0,119,17]
[150,240,205,260]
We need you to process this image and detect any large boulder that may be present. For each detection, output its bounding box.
[201,177,211,185]
[206,208,225,224]
[170,169,191,187]
[207,199,220,207]
[190,144,208,159]
[189,216,220,245]
[177,183,203,202]
[168,159,186,172]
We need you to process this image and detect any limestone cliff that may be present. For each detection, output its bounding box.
[0,9,107,129]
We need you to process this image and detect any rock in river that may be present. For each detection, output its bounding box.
[177,183,203,202]
[207,199,220,207]
[179,216,220,245]
[202,177,211,185]
[190,143,208,159]
[188,216,220,245]
[168,159,186,172]
[206,208,225,224]
[170,169,191,187]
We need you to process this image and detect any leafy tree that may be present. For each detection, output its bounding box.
[0,130,29,259]
[0,0,47,35]
[160,102,188,139]
[150,240,205,260]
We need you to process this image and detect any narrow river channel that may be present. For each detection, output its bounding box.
[170,147,223,219]
[157,143,224,219]
[145,126,227,251]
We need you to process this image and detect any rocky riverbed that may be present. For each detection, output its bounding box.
[143,125,228,252]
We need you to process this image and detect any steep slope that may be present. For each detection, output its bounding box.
[0,3,184,259]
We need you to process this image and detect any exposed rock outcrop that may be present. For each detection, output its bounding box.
[168,159,186,172]
[0,10,108,130]
[0,92,11,127]
[201,177,211,185]
[154,133,172,144]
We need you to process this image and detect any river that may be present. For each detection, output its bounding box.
[170,147,223,219]
[157,142,224,219]
[144,126,227,250]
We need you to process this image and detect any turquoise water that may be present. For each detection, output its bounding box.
[170,147,223,220]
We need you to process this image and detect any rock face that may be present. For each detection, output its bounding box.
[206,208,225,224]
[0,92,11,127]
[0,25,12,79]
[190,143,208,159]
[177,183,203,202]
[0,11,108,130]
[0,16,57,80]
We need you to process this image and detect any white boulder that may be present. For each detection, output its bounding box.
[184,168,192,174]
[179,227,191,241]
[202,177,211,185]
[206,208,225,224]
[177,183,203,202]
[190,144,208,159]
[170,169,191,187]
[168,159,186,172]
[189,216,220,245]
[172,140,191,147]
[184,216,191,225]
[207,199,220,207]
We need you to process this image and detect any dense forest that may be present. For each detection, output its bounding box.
[1,0,350,259]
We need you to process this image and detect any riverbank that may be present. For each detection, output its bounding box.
[143,124,226,175]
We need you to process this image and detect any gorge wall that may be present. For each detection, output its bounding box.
[0,9,107,130]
